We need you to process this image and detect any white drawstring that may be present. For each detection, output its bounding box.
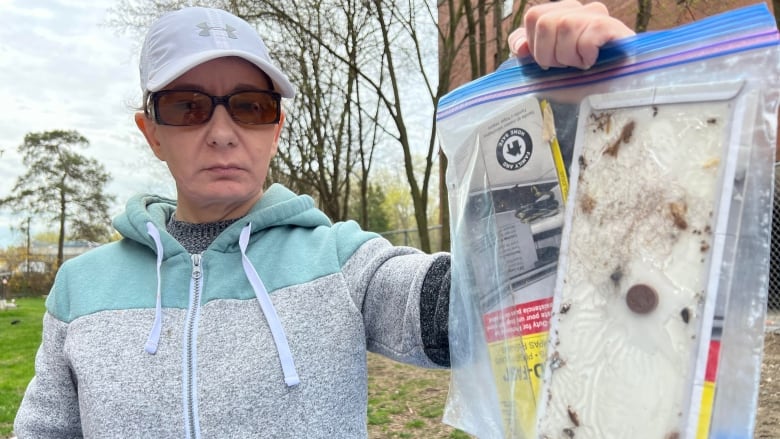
[239,223,300,387]
[145,222,164,354]
[142,221,300,386]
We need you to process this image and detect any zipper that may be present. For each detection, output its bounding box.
[184,253,203,439]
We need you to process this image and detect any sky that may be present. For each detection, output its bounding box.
[0,0,173,247]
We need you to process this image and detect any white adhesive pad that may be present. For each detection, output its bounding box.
[537,83,743,439]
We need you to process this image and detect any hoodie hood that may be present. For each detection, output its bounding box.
[113,184,333,256]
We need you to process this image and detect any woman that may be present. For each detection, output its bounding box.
[14,2,633,437]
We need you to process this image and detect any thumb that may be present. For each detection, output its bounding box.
[508,27,530,58]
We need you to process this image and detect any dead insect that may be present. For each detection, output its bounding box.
[610,266,623,286]
[567,406,580,427]
[652,105,659,117]
[707,117,718,125]
[580,193,596,214]
[619,120,635,143]
[669,202,688,230]
[550,351,566,370]
[700,241,710,253]
[589,111,613,132]
[604,120,635,157]
[563,428,575,438]
[578,155,588,171]
[681,308,690,324]
[560,303,571,314]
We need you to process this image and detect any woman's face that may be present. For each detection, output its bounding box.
[135,56,284,223]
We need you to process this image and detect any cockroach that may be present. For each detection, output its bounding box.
[669,202,688,230]
[681,308,690,324]
[567,406,580,427]
[604,120,635,157]
[578,155,588,171]
[610,266,623,286]
[580,194,596,214]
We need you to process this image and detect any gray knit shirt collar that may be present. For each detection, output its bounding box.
[166,213,240,254]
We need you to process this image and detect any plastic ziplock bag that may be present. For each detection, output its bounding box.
[436,4,780,439]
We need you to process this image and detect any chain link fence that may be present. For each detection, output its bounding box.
[380,225,445,253]
[770,164,780,312]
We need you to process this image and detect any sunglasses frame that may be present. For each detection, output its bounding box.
[146,89,282,126]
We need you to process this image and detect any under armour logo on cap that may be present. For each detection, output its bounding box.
[197,22,238,39]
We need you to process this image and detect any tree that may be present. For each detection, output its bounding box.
[260,0,381,222]
[636,0,652,32]
[0,130,115,268]
[775,0,780,31]
[222,0,431,241]
[348,182,390,233]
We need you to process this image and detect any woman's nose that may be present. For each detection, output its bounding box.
[206,105,238,147]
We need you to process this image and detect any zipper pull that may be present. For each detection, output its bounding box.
[191,253,202,280]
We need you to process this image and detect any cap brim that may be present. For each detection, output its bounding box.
[145,50,295,98]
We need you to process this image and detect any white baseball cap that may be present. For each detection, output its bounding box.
[139,7,295,98]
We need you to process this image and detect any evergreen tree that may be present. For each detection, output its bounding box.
[0,130,115,268]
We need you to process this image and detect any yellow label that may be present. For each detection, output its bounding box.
[696,381,716,439]
[485,301,550,439]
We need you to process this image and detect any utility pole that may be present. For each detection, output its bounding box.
[26,216,31,277]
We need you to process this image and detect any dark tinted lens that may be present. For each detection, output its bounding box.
[155,91,213,126]
[228,91,280,124]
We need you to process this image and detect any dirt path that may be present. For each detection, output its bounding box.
[756,332,780,438]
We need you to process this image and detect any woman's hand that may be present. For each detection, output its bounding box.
[508,0,635,69]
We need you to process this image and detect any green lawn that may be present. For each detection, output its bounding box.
[0,297,45,438]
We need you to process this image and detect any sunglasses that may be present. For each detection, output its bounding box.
[147,89,282,126]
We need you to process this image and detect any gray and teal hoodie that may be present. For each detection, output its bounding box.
[14,184,451,438]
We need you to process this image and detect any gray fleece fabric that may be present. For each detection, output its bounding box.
[14,184,451,438]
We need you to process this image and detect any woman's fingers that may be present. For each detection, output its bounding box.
[516,1,634,69]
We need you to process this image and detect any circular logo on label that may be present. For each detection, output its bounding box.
[496,128,533,171]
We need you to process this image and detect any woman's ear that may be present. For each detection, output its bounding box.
[271,111,286,157]
[135,112,165,161]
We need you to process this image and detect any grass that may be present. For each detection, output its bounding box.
[366,354,472,438]
[0,297,45,438]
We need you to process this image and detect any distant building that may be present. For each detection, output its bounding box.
[31,240,101,259]
[12,240,101,274]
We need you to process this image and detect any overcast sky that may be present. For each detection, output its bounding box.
[0,0,173,247]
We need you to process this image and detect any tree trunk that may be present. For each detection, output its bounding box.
[58,177,66,269]
[774,0,780,32]
[636,0,652,32]
[477,0,487,77]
